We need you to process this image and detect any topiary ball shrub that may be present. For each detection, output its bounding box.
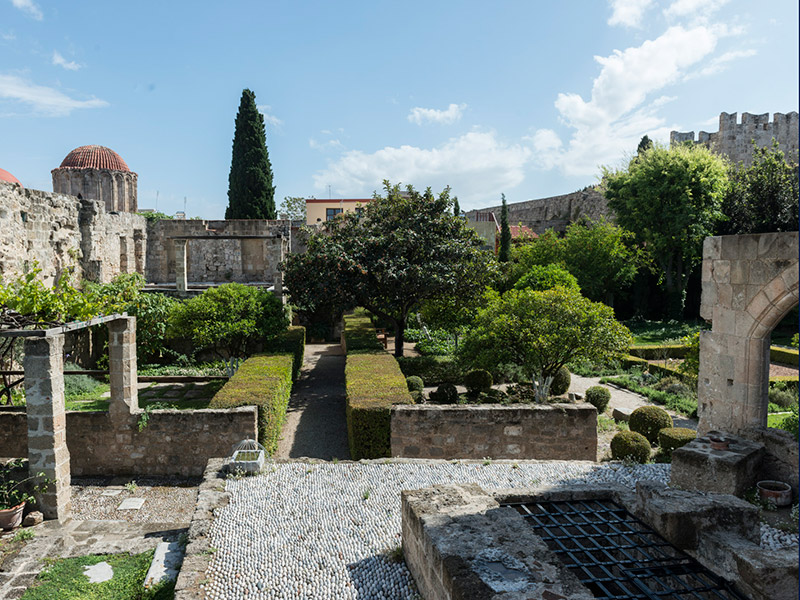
[610,431,651,463]
[464,369,493,395]
[629,406,673,444]
[657,427,697,453]
[585,386,611,414]
[769,387,796,409]
[549,366,571,396]
[406,376,424,393]
[429,383,459,404]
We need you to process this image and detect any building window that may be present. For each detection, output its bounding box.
[326,208,343,221]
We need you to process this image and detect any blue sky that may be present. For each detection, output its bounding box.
[1,0,797,218]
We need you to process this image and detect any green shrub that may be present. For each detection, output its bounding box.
[345,352,413,459]
[769,387,797,409]
[610,431,651,463]
[429,383,459,404]
[396,355,463,385]
[657,427,696,453]
[267,326,306,381]
[550,365,571,396]
[168,283,288,359]
[63,363,104,398]
[342,310,384,353]
[629,406,673,444]
[514,264,580,293]
[628,345,690,359]
[210,353,293,455]
[415,332,455,356]
[585,386,611,413]
[600,374,697,417]
[780,406,799,438]
[771,346,799,366]
[464,369,492,395]
[406,376,424,392]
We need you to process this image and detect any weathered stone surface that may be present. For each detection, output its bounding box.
[671,111,799,167]
[634,480,760,549]
[670,431,764,497]
[391,403,597,461]
[21,511,43,527]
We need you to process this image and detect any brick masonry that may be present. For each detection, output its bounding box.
[391,403,597,461]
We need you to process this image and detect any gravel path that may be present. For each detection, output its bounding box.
[275,344,350,460]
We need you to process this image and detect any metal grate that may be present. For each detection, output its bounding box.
[503,499,751,600]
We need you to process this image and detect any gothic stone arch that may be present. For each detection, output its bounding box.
[697,232,799,433]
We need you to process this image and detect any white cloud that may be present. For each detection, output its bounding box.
[313,130,530,208]
[533,25,719,176]
[0,74,108,116]
[1,31,15,41]
[608,0,653,28]
[52,51,81,71]
[664,0,729,20]
[309,138,343,151]
[407,103,466,125]
[10,0,42,20]
[256,104,282,127]
[685,48,756,79]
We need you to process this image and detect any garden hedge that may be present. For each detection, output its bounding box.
[210,353,293,455]
[342,311,413,459]
[771,346,799,366]
[396,355,463,385]
[628,345,690,359]
[658,427,696,453]
[268,326,306,381]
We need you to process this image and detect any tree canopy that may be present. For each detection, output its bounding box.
[279,196,307,221]
[225,89,276,219]
[719,142,799,235]
[602,142,728,318]
[458,287,632,385]
[283,182,494,356]
[499,193,511,262]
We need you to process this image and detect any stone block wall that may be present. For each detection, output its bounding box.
[466,187,609,235]
[145,219,290,285]
[670,111,799,167]
[391,403,597,460]
[0,406,257,477]
[0,181,146,285]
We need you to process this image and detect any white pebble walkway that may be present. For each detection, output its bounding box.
[203,461,795,600]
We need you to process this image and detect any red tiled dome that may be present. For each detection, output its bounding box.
[0,168,22,186]
[59,145,130,172]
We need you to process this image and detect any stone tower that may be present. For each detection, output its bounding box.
[51,145,138,212]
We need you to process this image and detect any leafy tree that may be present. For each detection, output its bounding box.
[453,196,461,217]
[458,287,631,388]
[225,89,276,219]
[137,211,173,223]
[499,193,511,262]
[514,264,580,293]
[561,217,641,305]
[283,182,494,356]
[168,283,287,359]
[602,143,728,318]
[507,229,564,287]
[719,142,799,235]
[279,196,307,221]
[637,135,653,156]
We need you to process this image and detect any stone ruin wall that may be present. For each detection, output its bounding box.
[671,111,799,166]
[466,187,609,235]
[145,218,291,285]
[0,180,146,285]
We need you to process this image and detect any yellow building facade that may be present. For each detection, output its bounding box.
[306,198,371,225]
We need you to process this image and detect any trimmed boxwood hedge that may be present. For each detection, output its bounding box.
[210,353,293,455]
[629,345,690,360]
[771,346,799,366]
[396,355,463,385]
[343,311,413,459]
[267,325,306,381]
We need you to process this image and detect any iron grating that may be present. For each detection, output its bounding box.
[503,499,751,600]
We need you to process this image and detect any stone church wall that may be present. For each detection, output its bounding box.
[0,181,146,285]
[466,187,609,235]
[145,219,290,285]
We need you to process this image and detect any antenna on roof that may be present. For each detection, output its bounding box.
[155,190,159,212]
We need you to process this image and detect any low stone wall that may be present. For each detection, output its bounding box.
[391,403,597,461]
[0,407,257,477]
[742,426,799,497]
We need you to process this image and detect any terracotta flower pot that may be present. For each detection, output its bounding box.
[0,502,25,530]
[757,480,793,507]
[709,436,730,451]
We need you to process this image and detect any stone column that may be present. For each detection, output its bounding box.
[175,239,188,294]
[108,317,139,423]
[23,336,71,521]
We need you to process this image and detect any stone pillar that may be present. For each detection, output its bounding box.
[175,239,188,294]
[108,317,139,423]
[23,336,71,521]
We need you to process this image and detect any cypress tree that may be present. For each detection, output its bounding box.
[499,193,511,262]
[226,89,276,219]
[453,196,460,216]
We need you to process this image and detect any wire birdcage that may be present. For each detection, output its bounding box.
[227,438,266,474]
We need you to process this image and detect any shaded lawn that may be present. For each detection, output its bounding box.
[66,380,225,412]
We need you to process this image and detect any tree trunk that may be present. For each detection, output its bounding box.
[394,318,405,357]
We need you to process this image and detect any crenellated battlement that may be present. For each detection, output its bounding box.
[670,111,799,166]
